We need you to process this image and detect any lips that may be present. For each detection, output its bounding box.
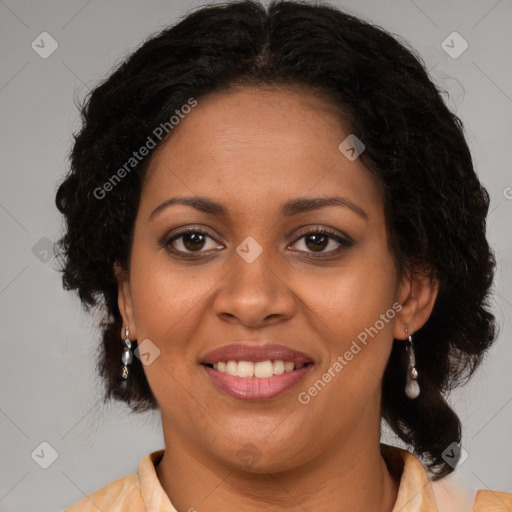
[201,343,312,365]
[200,343,314,401]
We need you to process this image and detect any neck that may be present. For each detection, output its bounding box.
[156,419,399,512]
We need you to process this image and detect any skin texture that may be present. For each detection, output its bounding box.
[116,86,438,512]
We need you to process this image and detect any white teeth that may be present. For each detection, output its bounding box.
[237,361,254,377]
[273,360,284,375]
[284,361,295,372]
[226,360,238,376]
[254,360,274,378]
[209,359,307,378]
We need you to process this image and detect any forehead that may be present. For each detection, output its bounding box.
[140,86,383,219]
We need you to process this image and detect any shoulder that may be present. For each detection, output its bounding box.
[63,450,166,512]
[382,444,512,512]
[64,472,143,511]
[430,471,512,512]
[473,489,512,511]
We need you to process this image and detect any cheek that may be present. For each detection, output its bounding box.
[127,245,213,353]
[299,250,399,398]
[299,253,398,343]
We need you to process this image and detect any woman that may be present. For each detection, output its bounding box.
[56,1,511,510]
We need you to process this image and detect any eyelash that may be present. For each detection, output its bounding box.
[161,226,353,258]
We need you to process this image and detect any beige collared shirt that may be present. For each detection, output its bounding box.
[64,447,512,511]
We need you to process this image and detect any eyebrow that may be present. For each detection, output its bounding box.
[149,195,368,221]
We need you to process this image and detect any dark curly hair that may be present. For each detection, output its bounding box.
[55,0,496,478]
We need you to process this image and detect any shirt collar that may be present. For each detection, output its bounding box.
[382,444,438,512]
[137,446,437,512]
[138,449,176,512]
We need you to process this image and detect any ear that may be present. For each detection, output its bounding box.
[393,271,439,339]
[114,262,137,340]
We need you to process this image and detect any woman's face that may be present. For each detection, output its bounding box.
[118,86,417,472]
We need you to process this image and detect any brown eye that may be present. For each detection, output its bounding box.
[291,227,352,255]
[182,232,207,251]
[165,229,223,255]
[303,233,329,252]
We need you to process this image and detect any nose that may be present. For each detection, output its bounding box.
[212,246,297,329]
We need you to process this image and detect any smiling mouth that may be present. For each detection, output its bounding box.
[203,360,313,378]
[202,360,313,401]
[200,343,314,400]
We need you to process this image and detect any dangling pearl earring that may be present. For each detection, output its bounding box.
[120,326,133,385]
[404,326,420,399]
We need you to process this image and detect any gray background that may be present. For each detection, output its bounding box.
[0,0,511,511]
